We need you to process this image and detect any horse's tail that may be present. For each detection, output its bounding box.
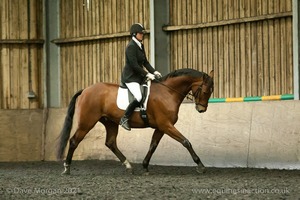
[56,89,83,160]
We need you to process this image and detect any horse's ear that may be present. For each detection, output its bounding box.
[209,70,214,79]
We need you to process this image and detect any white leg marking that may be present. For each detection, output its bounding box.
[123,159,132,169]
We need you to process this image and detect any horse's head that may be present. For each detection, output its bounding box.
[192,70,214,113]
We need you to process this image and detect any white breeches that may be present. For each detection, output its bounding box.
[125,82,142,102]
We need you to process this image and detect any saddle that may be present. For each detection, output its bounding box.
[116,80,151,126]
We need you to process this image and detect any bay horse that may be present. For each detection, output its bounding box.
[56,68,214,175]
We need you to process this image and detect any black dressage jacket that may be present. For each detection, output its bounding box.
[121,39,155,84]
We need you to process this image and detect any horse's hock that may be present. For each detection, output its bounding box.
[0,101,299,169]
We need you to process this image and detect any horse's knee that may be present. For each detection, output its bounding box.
[182,139,192,148]
[105,140,115,150]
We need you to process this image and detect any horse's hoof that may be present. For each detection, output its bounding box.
[196,166,206,174]
[61,169,70,175]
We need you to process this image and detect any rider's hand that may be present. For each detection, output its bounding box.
[146,73,155,80]
[154,71,162,79]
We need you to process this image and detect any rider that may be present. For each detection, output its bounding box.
[119,23,162,131]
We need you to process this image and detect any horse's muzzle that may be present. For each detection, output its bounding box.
[195,104,207,113]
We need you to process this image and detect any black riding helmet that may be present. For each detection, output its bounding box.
[130,23,145,36]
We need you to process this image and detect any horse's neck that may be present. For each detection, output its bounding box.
[166,77,195,94]
[164,77,195,95]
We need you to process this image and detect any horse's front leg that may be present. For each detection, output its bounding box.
[142,129,164,174]
[163,125,206,173]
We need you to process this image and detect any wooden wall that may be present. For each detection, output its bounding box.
[0,0,295,108]
[0,0,44,109]
[165,0,293,98]
[54,0,151,106]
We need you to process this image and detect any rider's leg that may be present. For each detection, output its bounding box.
[119,82,142,131]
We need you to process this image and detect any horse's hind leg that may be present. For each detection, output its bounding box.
[62,128,88,175]
[100,118,133,172]
[142,129,164,173]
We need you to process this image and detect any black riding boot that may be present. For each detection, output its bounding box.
[119,99,140,131]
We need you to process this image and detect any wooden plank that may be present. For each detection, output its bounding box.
[74,44,79,92]
[274,19,281,94]
[115,39,119,84]
[229,0,235,97]
[268,0,275,95]
[234,23,241,97]
[207,27,213,75]
[280,18,287,93]
[185,30,192,69]
[202,28,208,74]
[29,46,39,109]
[202,0,207,23]
[257,21,263,96]
[170,32,176,71]
[19,0,29,108]
[286,0,292,12]
[212,27,218,98]
[29,0,39,108]
[286,17,293,94]
[261,0,269,95]
[118,0,125,32]
[234,0,241,97]
[212,0,218,22]
[196,0,202,23]
[186,0,192,68]
[245,0,251,96]
[239,0,246,97]
[60,46,65,107]
[92,41,97,84]
[88,42,93,86]
[250,2,258,96]
[52,30,150,44]
[112,40,117,84]
[73,0,78,37]
[163,12,292,31]
[223,0,229,97]
[0,39,44,44]
[191,0,198,70]
[1,45,10,108]
[223,25,230,97]
[10,0,20,108]
[109,40,113,83]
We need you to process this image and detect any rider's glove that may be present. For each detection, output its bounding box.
[146,73,155,80]
[154,71,162,79]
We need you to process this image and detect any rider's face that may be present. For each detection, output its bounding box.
[136,32,144,41]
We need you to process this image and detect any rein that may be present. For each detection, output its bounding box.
[154,80,186,97]
[153,79,202,102]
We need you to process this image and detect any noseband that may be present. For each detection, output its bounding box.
[193,84,208,108]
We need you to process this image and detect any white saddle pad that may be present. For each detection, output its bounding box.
[116,80,151,111]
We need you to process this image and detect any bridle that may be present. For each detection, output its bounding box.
[154,79,208,107]
[193,84,208,108]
